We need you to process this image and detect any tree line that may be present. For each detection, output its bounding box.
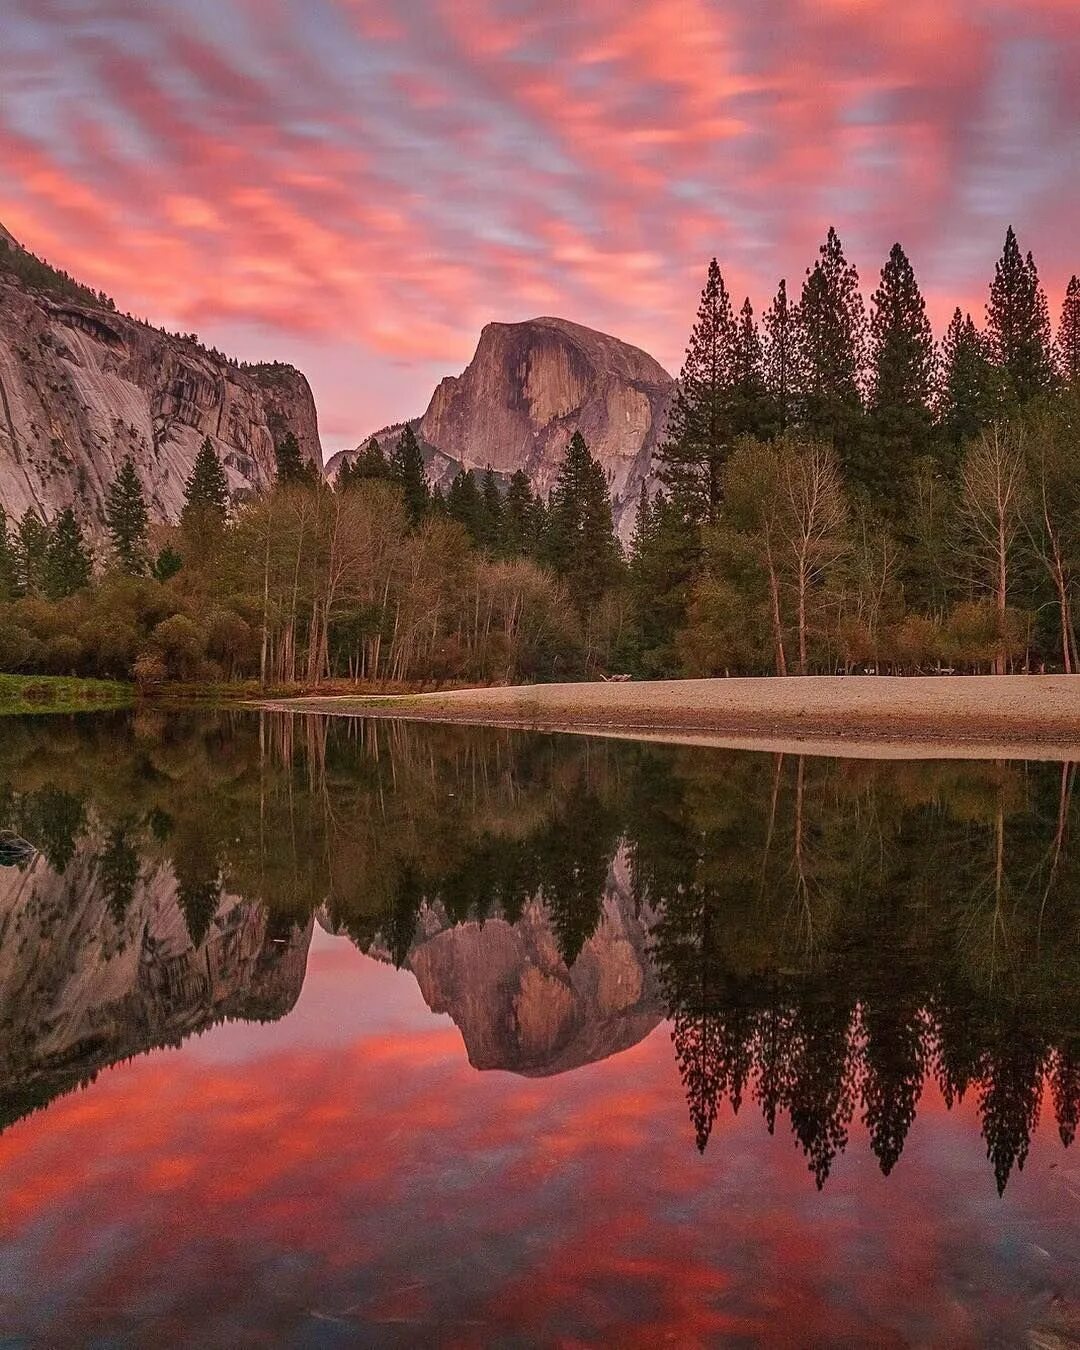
[0,223,1077,685]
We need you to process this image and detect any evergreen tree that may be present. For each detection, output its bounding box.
[354,436,390,481]
[864,243,935,502]
[936,310,1003,458]
[44,507,91,599]
[986,226,1053,404]
[796,227,867,454]
[1057,275,1080,385]
[542,431,621,612]
[429,482,447,515]
[14,508,51,595]
[389,425,429,525]
[105,457,150,575]
[627,490,699,676]
[731,297,770,438]
[499,470,540,558]
[334,458,356,492]
[763,278,795,434]
[480,467,502,551]
[657,257,737,523]
[153,546,183,582]
[0,505,16,601]
[447,469,484,544]
[629,479,653,562]
[181,437,230,544]
[274,431,318,486]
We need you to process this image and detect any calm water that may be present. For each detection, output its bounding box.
[0,711,1078,1347]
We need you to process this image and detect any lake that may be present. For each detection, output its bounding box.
[0,710,1077,1346]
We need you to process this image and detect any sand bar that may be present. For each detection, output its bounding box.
[262,674,1080,761]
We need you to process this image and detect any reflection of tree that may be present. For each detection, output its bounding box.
[2,714,1080,1193]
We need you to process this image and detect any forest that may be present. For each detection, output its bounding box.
[0,224,1078,686]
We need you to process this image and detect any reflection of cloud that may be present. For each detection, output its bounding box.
[0,1025,1071,1345]
[3,0,1077,443]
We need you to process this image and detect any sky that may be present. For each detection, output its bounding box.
[1,0,1078,455]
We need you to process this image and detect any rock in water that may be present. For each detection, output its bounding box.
[329,316,674,538]
[0,225,323,526]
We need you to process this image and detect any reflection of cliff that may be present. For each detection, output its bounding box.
[371,853,663,1076]
[0,843,312,1131]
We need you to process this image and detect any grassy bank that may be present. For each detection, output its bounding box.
[0,674,134,715]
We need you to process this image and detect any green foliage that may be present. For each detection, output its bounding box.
[542,432,623,614]
[937,310,1004,458]
[43,508,92,599]
[274,431,318,487]
[657,257,737,522]
[104,457,150,576]
[987,226,1054,404]
[795,226,866,457]
[1058,275,1080,385]
[13,510,50,597]
[181,438,230,548]
[389,425,429,525]
[0,230,117,310]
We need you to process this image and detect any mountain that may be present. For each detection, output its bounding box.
[364,851,663,1076]
[328,317,674,537]
[0,840,313,1132]
[0,224,323,527]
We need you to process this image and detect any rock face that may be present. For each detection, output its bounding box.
[0,229,323,527]
[330,317,674,537]
[0,842,313,1130]
[371,851,663,1076]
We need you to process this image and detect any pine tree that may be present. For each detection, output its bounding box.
[499,470,539,558]
[181,437,230,544]
[389,425,429,525]
[44,507,91,598]
[0,505,16,601]
[986,226,1053,403]
[542,431,621,612]
[796,226,867,452]
[104,456,150,575]
[354,437,390,480]
[937,310,1003,458]
[629,479,653,562]
[447,469,484,544]
[15,508,51,595]
[731,298,770,438]
[657,257,736,523]
[1057,275,1080,385]
[334,458,355,491]
[275,431,317,486]
[864,243,935,501]
[763,278,795,434]
[480,467,502,551]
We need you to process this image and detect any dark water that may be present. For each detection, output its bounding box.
[0,711,1078,1347]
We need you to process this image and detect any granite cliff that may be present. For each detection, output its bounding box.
[0,225,323,527]
[329,317,674,538]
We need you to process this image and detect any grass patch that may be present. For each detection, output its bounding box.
[0,674,134,715]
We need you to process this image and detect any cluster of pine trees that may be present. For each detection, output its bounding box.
[635,226,1080,676]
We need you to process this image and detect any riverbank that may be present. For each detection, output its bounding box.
[262,675,1080,760]
[0,675,133,715]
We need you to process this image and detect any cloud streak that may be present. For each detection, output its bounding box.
[2,0,1076,445]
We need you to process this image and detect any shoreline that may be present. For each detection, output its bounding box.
[258,674,1080,762]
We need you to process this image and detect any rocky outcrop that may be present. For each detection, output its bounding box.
[329,317,674,537]
[0,228,323,527]
[368,851,662,1075]
[0,842,312,1130]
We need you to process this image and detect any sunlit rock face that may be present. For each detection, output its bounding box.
[329,317,674,538]
[380,854,663,1076]
[0,252,323,526]
[0,845,312,1127]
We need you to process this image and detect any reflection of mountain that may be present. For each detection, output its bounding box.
[0,843,312,1131]
[385,852,662,1076]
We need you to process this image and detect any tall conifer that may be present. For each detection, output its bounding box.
[181,438,230,545]
[731,298,769,438]
[14,509,50,596]
[44,507,92,598]
[763,278,795,433]
[657,258,736,522]
[355,436,390,480]
[0,505,15,601]
[105,456,150,575]
[937,310,1003,456]
[543,431,621,612]
[796,227,866,449]
[499,470,539,558]
[390,425,429,525]
[986,226,1053,403]
[1057,275,1080,385]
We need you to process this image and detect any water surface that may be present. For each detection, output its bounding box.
[0,712,1078,1346]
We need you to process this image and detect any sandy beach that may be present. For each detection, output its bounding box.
[264,674,1080,760]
